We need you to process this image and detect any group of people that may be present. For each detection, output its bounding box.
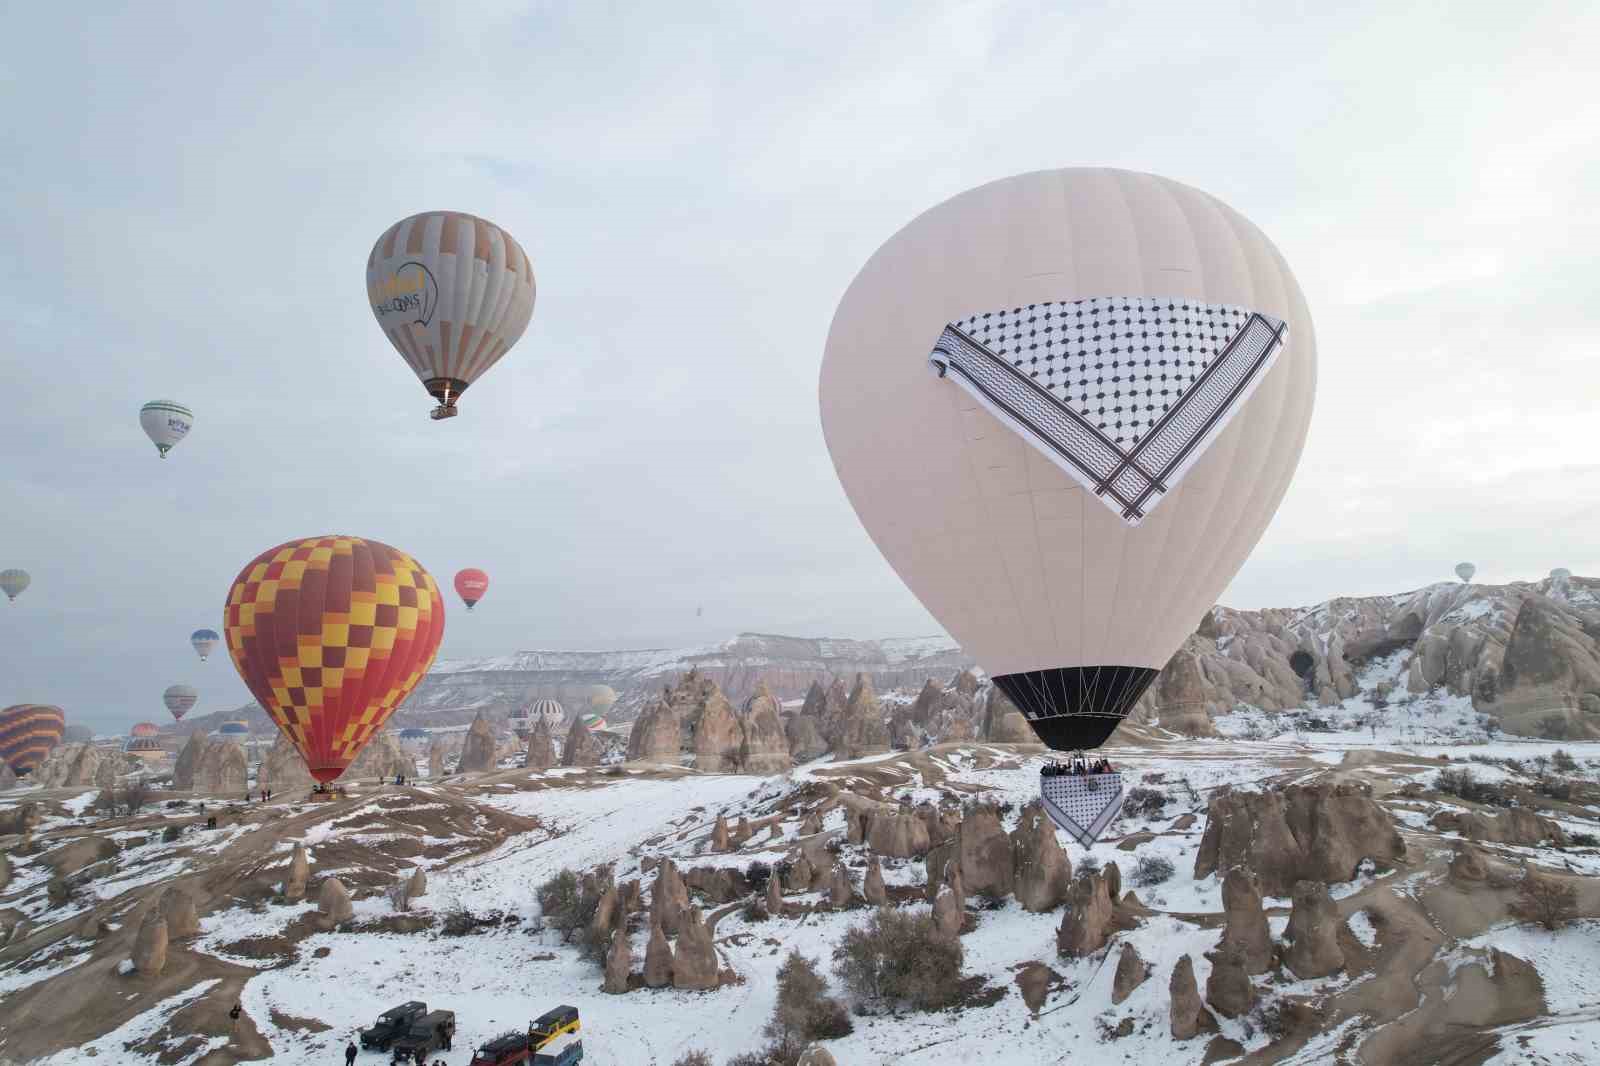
[341,1042,444,1065]
[1041,755,1114,777]
[245,787,273,802]
[393,772,408,786]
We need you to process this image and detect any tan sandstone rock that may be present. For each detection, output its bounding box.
[132,911,168,977]
[1011,800,1072,912]
[318,877,354,925]
[457,712,497,773]
[1218,870,1273,974]
[671,907,719,990]
[643,917,673,987]
[1282,880,1344,979]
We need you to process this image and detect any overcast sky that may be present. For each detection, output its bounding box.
[2,2,1596,732]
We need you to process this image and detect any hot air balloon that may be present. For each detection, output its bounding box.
[588,684,617,712]
[0,569,29,604]
[367,212,537,420]
[454,568,490,611]
[526,697,564,732]
[0,704,65,776]
[130,721,160,738]
[163,684,198,721]
[223,535,444,782]
[580,713,607,732]
[819,168,1315,844]
[1455,562,1476,583]
[190,629,220,661]
[216,721,250,739]
[140,400,193,457]
[1551,567,1571,582]
[124,736,165,761]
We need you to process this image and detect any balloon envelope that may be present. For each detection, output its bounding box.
[367,211,536,419]
[140,400,193,457]
[588,684,617,711]
[223,535,444,782]
[0,569,30,603]
[190,629,220,661]
[163,684,199,720]
[526,697,564,731]
[1455,562,1476,583]
[454,568,489,611]
[0,704,65,776]
[130,721,160,738]
[819,168,1315,751]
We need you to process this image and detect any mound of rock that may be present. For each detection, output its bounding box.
[739,682,792,773]
[457,712,497,773]
[318,877,354,925]
[958,804,1013,899]
[30,743,101,788]
[1056,865,1126,958]
[867,806,931,859]
[1282,880,1344,979]
[342,731,411,782]
[132,911,167,977]
[626,698,682,764]
[644,918,673,987]
[159,886,199,940]
[1011,800,1072,912]
[194,738,247,794]
[1217,870,1273,974]
[282,843,309,901]
[524,718,558,770]
[672,907,718,990]
[1430,807,1567,847]
[981,688,1036,744]
[255,733,314,793]
[563,717,603,767]
[1169,955,1215,1040]
[1194,782,1405,897]
[835,674,891,759]
[0,761,17,791]
[1493,594,1600,739]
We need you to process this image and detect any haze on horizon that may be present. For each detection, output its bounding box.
[2,2,1595,733]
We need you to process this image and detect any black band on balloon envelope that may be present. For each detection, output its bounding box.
[993,666,1160,751]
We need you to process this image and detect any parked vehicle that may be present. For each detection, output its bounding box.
[470,1030,531,1066]
[359,1002,426,1051]
[529,1005,580,1049]
[389,1009,455,1062]
[533,1031,582,1066]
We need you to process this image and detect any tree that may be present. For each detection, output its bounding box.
[1513,874,1577,932]
[832,908,964,1011]
[123,778,152,816]
[765,951,852,1049]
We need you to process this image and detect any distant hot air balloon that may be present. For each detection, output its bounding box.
[580,713,607,732]
[1,569,29,604]
[190,629,220,661]
[124,736,165,761]
[1551,567,1571,582]
[223,535,444,782]
[819,168,1314,843]
[130,721,160,738]
[140,400,193,458]
[366,211,537,420]
[454,568,490,611]
[163,684,198,721]
[526,697,564,732]
[0,704,65,776]
[1455,562,1476,583]
[216,721,250,739]
[588,685,617,712]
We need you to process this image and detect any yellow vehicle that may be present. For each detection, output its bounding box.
[529,1005,580,1049]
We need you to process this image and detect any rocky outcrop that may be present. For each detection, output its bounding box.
[643,918,673,987]
[194,740,247,795]
[785,713,828,763]
[933,884,963,939]
[819,679,850,750]
[1449,842,1489,884]
[603,928,632,994]
[563,716,603,767]
[457,712,497,773]
[318,877,354,925]
[626,698,682,764]
[282,844,308,901]
[1143,651,1221,737]
[1011,801,1072,912]
[255,732,316,794]
[786,855,815,894]
[1056,868,1118,958]
[651,860,690,937]
[864,856,887,906]
[158,886,198,940]
[30,743,101,788]
[691,685,743,773]
[672,907,718,990]
[828,863,855,909]
[406,866,427,899]
[1194,782,1405,897]
[796,1046,837,1066]
[1015,962,1052,1014]
[958,805,1014,900]
[867,807,931,859]
[427,740,446,779]
[1206,950,1255,1018]
[0,761,17,791]
[711,816,731,853]
[766,868,786,915]
[981,688,1036,744]
[836,675,891,759]
[740,682,792,773]
[524,718,558,770]
[1494,595,1600,738]
[1218,871,1273,974]
[1169,955,1213,1040]
[1431,807,1568,847]
[1282,881,1344,979]
[1112,942,1148,1004]
[132,911,167,977]
[342,732,410,782]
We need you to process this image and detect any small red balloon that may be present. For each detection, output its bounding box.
[454,568,489,611]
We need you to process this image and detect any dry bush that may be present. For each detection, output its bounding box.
[123,779,152,815]
[1435,768,1512,807]
[832,907,964,1011]
[671,1052,712,1066]
[1513,874,1577,931]
[1122,787,1169,818]
[1551,749,1578,773]
[765,951,852,1048]
[536,869,596,944]
[1130,855,1174,887]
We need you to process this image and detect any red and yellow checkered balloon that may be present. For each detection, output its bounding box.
[222,536,445,783]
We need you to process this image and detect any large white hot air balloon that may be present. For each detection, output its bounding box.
[140,400,193,458]
[367,211,537,420]
[1455,562,1476,583]
[819,169,1315,842]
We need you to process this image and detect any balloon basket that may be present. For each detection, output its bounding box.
[429,404,459,421]
[1040,769,1123,847]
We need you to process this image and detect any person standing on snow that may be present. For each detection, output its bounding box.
[344,1040,357,1065]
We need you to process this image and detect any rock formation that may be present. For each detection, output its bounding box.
[643,917,673,987]
[318,877,354,925]
[796,1046,837,1066]
[785,713,828,763]
[867,807,931,859]
[1282,880,1344,979]
[1430,807,1568,847]
[740,682,792,773]
[194,739,247,795]
[1449,842,1489,883]
[691,685,743,773]
[341,731,411,782]
[864,856,887,906]
[406,866,427,899]
[1493,594,1600,738]
[836,674,890,758]
[625,698,681,764]
[933,884,963,939]
[766,869,785,915]
[819,679,849,750]
[1142,651,1222,737]
[282,843,308,901]
[958,804,1014,899]
[457,712,497,773]
[1218,870,1273,974]
[563,716,603,767]
[711,816,731,853]
[1194,782,1405,897]
[0,761,17,791]
[651,860,690,937]
[1206,949,1254,1018]
[671,907,718,990]
[524,718,558,770]
[132,911,167,977]
[603,928,632,994]
[1015,962,1052,1014]
[828,863,854,909]
[1169,955,1212,1040]
[1112,942,1148,1004]
[427,740,446,779]
[981,688,1036,744]
[1011,800,1072,912]
[30,743,101,788]
[1056,868,1117,958]
[254,732,316,794]
[158,886,198,940]
[786,855,814,894]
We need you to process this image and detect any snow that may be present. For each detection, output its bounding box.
[1347,909,1379,949]
[1460,920,1600,1013]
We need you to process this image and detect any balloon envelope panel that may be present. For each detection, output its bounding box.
[223,536,445,783]
[0,704,65,775]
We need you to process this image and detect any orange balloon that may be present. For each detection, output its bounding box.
[223,536,444,783]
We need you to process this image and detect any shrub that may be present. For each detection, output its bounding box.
[671,1053,713,1066]
[535,869,597,944]
[1077,853,1102,877]
[1512,874,1577,931]
[92,789,118,817]
[765,950,853,1047]
[1130,855,1175,888]
[745,861,772,892]
[1538,713,1571,740]
[1534,777,1573,802]
[440,904,497,937]
[1551,749,1578,773]
[1123,787,1169,819]
[742,899,769,923]
[123,779,152,815]
[1434,768,1511,807]
[832,908,964,1011]
[386,881,413,913]
[1570,832,1598,847]
[161,825,181,843]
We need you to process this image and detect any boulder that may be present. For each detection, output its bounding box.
[863,856,888,906]
[1449,842,1489,884]
[1015,961,1053,1014]
[867,807,931,859]
[255,732,316,794]
[282,843,309,901]
[1011,800,1072,912]
[740,682,792,773]
[194,739,247,795]
[1282,880,1344,979]
[406,866,427,899]
[836,674,891,759]
[603,928,632,994]
[41,836,116,878]
[1194,782,1405,897]
[1218,870,1273,975]
[341,731,410,782]
[1169,955,1213,1040]
[457,712,497,773]
[828,863,854,909]
[1205,950,1255,1018]
[626,698,681,764]
[318,877,354,925]
[158,886,199,940]
[651,860,690,937]
[524,717,558,770]
[1056,869,1116,958]
[933,884,963,939]
[672,907,719,990]
[1112,942,1148,1004]
[562,716,603,768]
[3,802,30,837]
[643,918,673,987]
[958,805,1014,900]
[711,816,731,853]
[1430,807,1567,847]
[132,911,167,977]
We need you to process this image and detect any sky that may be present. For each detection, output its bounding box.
[2,2,1597,732]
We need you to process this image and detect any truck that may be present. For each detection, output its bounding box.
[389,1009,456,1063]
[359,1001,427,1051]
[469,1031,532,1066]
[533,1031,583,1066]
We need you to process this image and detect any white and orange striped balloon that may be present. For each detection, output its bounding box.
[366,211,536,419]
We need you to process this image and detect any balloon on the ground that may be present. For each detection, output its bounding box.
[163,684,199,721]
[216,721,249,738]
[454,568,489,611]
[580,713,607,732]
[1455,562,1476,583]
[819,168,1315,754]
[367,211,537,421]
[0,704,65,776]
[0,569,30,604]
[190,629,220,661]
[140,400,193,458]
[222,535,444,782]
[130,721,159,738]
[124,736,165,760]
